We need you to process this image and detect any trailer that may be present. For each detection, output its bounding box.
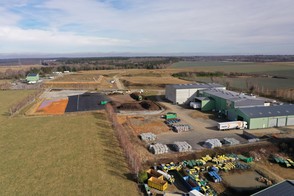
[190,102,201,109]
[217,121,247,130]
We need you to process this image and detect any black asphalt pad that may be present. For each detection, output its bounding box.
[65,92,109,112]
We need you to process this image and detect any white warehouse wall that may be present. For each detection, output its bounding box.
[165,85,177,103]
[176,89,199,104]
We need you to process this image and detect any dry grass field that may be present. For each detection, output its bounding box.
[45,73,116,89]
[0,90,138,196]
[0,65,41,72]
[53,73,101,82]
[121,76,190,87]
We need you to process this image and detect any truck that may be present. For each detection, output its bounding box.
[157,170,175,183]
[217,121,247,130]
[190,102,201,109]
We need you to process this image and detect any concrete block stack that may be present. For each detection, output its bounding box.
[172,124,191,133]
[173,141,192,152]
[148,143,169,154]
[223,138,240,145]
[203,139,222,149]
[140,132,156,142]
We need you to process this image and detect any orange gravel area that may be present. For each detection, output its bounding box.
[36,99,68,115]
[127,116,170,135]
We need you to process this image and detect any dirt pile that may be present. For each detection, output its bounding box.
[117,100,161,111]
[140,100,161,110]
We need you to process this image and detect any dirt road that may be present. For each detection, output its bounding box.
[113,75,125,90]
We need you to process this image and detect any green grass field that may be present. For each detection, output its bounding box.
[172,61,254,68]
[0,91,138,195]
[172,61,294,75]
[171,61,294,90]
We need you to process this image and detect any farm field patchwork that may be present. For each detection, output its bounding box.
[0,91,138,196]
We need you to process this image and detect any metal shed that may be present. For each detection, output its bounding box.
[237,104,294,129]
[26,73,39,83]
[165,83,225,105]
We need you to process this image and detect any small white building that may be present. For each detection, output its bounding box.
[165,83,225,105]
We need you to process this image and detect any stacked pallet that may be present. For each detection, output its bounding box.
[148,143,169,154]
[140,132,156,142]
[223,138,240,145]
[203,139,222,149]
[172,124,191,133]
[173,141,192,152]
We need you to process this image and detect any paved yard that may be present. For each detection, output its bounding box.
[155,99,248,150]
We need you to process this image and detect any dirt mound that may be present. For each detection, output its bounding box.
[117,100,161,111]
[140,100,161,110]
[118,103,142,110]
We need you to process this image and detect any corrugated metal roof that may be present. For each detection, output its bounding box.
[167,83,224,89]
[234,99,265,107]
[239,104,294,118]
[203,89,265,106]
[203,89,254,100]
[252,180,294,196]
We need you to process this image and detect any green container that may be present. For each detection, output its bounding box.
[165,112,177,119]
[100,101,108,105]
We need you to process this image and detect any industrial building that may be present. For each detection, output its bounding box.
[26,73,39,84]
[165,83,225,104]
[199,88,268,113]
[229,105,294,129]
[165,83,294,129]
[252,180,294,196]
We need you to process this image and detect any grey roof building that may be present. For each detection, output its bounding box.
[239,104,294,118]
[252,180,294,196]
[165,83,225,104]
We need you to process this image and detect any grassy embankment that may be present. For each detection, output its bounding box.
[0,90,138,195]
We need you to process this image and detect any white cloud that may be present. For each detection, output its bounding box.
[0,26,130,53]
[1,0,294,54]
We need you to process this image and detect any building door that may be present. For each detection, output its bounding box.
[277,118,286,127]
[268,118,278,127]
[287,117,294,126]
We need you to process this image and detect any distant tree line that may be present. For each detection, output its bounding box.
[173,71,225,79]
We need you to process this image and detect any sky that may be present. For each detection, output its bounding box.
[0,0,294,55]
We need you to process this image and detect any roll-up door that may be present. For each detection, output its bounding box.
[268,118,278,127]
[277,118,286,127]
[287,117,294,126]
